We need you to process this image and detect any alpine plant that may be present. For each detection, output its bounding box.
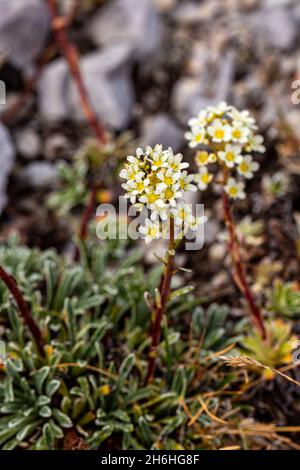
[186,102,267,339]
[185,101,265,199]
[120,145,202,243]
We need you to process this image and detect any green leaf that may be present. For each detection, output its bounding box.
[39,406,52,418]
[34,366,50,395]
[53,409,72,428]
[88,425,113,448]
[170,286,194,300]
[46,380,61,398]
[118,354,136,387]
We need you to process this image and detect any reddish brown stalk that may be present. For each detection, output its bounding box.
[145,218,175,384]
[46,0,107,144]
[73,183,99,262]
[221,191,266,339]
[45,0,108,251]
[0,266,44,355]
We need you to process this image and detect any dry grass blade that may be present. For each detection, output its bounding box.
[220,355,300,388]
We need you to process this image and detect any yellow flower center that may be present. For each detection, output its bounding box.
[148,193,158,204]
[214,129,225,139]
[165,188,174,200]
[164,176,173,186]
[232,129,241,139]
[136,182,144,192]
[226,152,235,162]
[240,162,249,173]
[196,151,208,165]
[229,186,238,197]
[149,227,158,238]
[149,174,159,185]
[201,173,211,184]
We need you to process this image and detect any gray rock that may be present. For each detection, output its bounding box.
[38,59,72,121]
[205,220,220,245]
[15,127,42,160]
[154,0,178,13]
[38,45,134,130]
[44,134,71,161]
[251,7,298,51]
[140,113,184,152]
[0,0,50,70]
[171,0,219,25]
[87,0,164,62]
[0,123,15,215]
[19,162,59,189]
[173,52,235,122]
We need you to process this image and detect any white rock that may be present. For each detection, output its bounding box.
[140,113,184,152]
[19,162,59,189]
[173,52,235,122]
[44,134,71,160]
[15,127,42,160]
[0,0,50,70]
[0,123,15,215]
[172,0,219,25]
[154,0,177,13]
[251,7,298,51]
[71,47,134,129]
[38,45,135,130]
[38,59,72,121]
[87,0,164,62]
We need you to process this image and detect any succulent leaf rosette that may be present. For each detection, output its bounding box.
[185,102,266,199]
[120,145,203,243]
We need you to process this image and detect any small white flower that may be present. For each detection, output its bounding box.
[224,177,246,200]
[185,126,207,148]
[149,145,169,170]
[230,122,250,144]
[171,203,207,234]
[188,110,209,126]
[207,101,230,118]
[229,108,257,131]
[178,171,197,192]
[149,201,169,222]
[139,219,161,243]
[218,145,243,168]
[120,166,143,182]
[121,145,195,232]
[245,134,265,153]
[194,167,213,191]
[127,147,144,165]
[167,149,189,171]
[208,119,231,143]
[195,151,217,167]
[139,188,159,204]
[237,156,260,179]
[127,173,150,194]
[163,186,183,207]
[156,168,181,192]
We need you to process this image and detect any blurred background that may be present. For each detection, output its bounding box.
[0,0,300,259]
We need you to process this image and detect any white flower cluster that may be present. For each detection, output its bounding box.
[185,102,265,200]
[120,145,202,243]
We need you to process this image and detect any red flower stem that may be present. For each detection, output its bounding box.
[145,218,175,384]
[222,190,267,339]
[46,0,107,145]
[0,266,44,355]
[45,0,108,251]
